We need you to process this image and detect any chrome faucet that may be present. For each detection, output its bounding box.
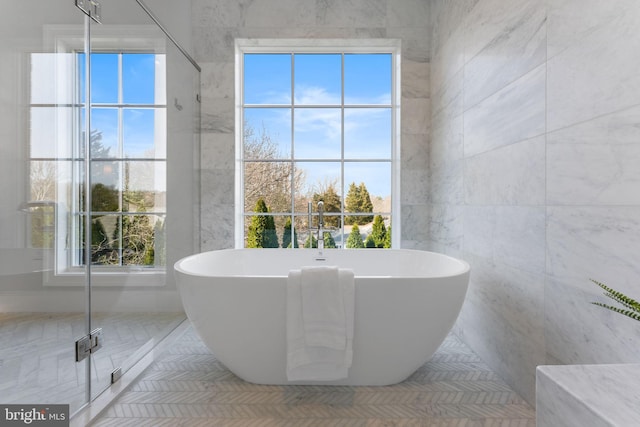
[317,201,324,252]
[307,201,325,253]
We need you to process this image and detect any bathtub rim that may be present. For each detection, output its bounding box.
[174,248,470,279]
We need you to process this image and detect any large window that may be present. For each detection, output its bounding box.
[28,50,167,274]
[236,40,400,249]
[83,52,166,268]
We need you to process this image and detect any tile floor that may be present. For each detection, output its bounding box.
[0,312,185,410]
[92,325,535,426]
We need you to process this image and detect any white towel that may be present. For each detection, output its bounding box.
[286,266,355,381]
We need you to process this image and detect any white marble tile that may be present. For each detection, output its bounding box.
[424,203,463,252]
[537,364,640,427]
[463,64,545,157]
[430,26,466,96]
[400,133,429,171]
[401,97,430,135]
[456,252,545,404]
[201,133,235,170]
[316,0,386,28]
[546,206,640,296]
[387,26,430,62]
[192,26,239,62]
[544,277,640,366]
[547,1,640,131]
[401,169,429,205]
[191,0,243,29]
[430,111,464,168]
[401,59,430,99]
[400,203,431,242]
[200,62,234,99]
[387,0,430,29]
[431,66,463,121]
[243,0,316,28]
[463,206,545,274]
[200,97,234,134]
[201,169,234,205]
[463,0,546,108]
[428,160,464,205]
[200,204,235,251]
[430,0,477,57]
[465,135,545,205]
[547,0,636,59]
[547,105,640,205]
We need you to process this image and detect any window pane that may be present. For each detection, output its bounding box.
[344,108,391,159]
[29,160,58,202]
[294,108,341,159]
[119,214,165,266]
[244,54,291,104]
[243,214,281,248]
[91,53,118,104]
[123,53,158,104]
[294,54,341,105]
[91,162,120,212]
[294,161,341,212]
[244,108,291,159]
[91,108,118,158]
[344,54,392,105]
[91,214,119,265]
[122,161,166,212]
[244,161,292,214]
[30,107,74,159]
[123,108,165,158]
[344,162,391,220]
[31,53,76,105]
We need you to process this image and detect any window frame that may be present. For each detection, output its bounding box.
[234,39,402,249]
[29,25,169,286]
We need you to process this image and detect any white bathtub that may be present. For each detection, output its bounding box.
[174,248,470,386]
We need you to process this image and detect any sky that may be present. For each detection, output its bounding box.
[243,53,393,198]
[86,53,165,194]
[89,53,162,160]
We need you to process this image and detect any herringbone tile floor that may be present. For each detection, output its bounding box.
[0,312,185,408]
[92,326,535,426]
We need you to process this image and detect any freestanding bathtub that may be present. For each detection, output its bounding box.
[174,248,470,386]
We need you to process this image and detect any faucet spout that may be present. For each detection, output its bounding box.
[317,201,324,251]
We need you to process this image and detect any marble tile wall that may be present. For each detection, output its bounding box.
[192,0,431,250]
[430,0,640,406]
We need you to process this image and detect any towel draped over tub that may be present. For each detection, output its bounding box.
[286,266,355,381]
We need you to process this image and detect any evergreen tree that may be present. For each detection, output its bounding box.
[312,183,342,228]
[346,224,364,248]
[358,182,374,224]
[364,234,376,248]
[383,225,392,248]
[370,215,387,248]
[282,217,299,248]
[323,232,336,249]
[345,182,374,225]
[247,198,279,248]
[303,234,318,248]
[344,182,360,225]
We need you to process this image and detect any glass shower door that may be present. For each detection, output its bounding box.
[0,0,91,415]
[86,0,196,401]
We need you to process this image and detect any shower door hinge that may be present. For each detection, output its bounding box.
[75,0,102,24]
[75,328,103,362]
[111,367,122,384]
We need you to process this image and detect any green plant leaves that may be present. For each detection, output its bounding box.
[591,278,640,322]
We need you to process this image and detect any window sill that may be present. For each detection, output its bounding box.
[43,268,166,287]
